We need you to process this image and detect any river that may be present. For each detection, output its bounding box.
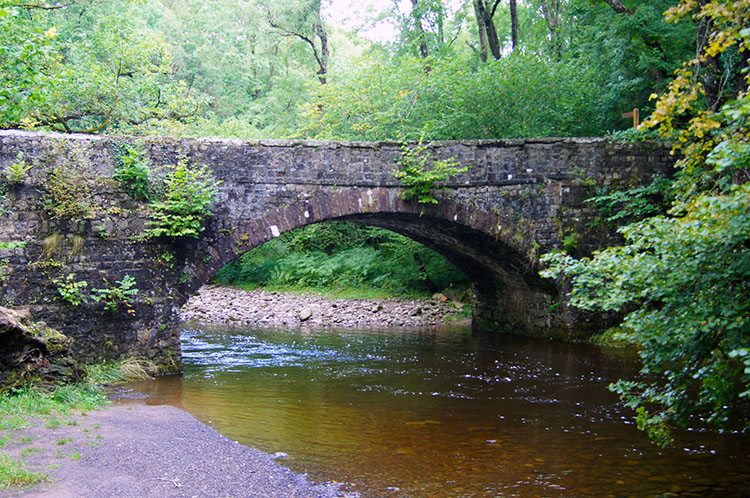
[125,324,749,497]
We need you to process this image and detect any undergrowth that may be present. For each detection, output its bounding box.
[214,222,470,299]
[0,357,152,418]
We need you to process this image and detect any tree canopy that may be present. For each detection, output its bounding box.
[1,0,697,139]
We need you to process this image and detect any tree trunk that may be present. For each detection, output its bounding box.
[410,0,430,59]
[540,0,560,57]
[509,0,518,50]
[475,0,503,60]
[602,0,632,14]
[314,16,329,84]
[472,0,489,62]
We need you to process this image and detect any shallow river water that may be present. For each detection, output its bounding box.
[126,324,749,497]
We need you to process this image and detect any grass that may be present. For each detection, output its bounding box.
[0,416,30,431]
[0,356,155,490]
[229,281,473,302]
[85,357,154,384]
[0,453,47,489]
[590,326,635,348]
[230,281,435,300]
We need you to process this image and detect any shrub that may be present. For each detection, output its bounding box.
[41,162,92,220]
[146,159,221,239]
[3,153,31,184]
[393,140,468,204]
[113,143,152,201]
[53,274,88,306]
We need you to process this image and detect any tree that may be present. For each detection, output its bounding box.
[265,0,329,84]
[0,0,209,133]
[410,0,431,59]
[509,0,518,50]
[538,0,562,56]
[542,0,750,446]
[472,0,503,59]
[562,0,695,131]
[0,1,57,127]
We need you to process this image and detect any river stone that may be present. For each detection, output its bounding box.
[299,307,313,321]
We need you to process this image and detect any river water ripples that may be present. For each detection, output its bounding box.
[125,324,750,497]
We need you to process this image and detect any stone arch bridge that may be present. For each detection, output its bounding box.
[0,130,673,369]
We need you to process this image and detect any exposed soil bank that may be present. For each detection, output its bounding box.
[0,403,357,498]
[180,285,468,328]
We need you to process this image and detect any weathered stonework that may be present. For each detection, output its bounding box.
[0,130,675,369]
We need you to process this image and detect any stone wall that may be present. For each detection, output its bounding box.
[0,130,675,369]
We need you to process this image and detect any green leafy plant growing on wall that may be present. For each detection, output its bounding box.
[561,233,578,255]
[42,163,92,220]
[146,158,221,239]
[3,153,31,184]
[53,274,88,306]
[91,275,138,312]
[113,143,152,201]
[393,140,468,204]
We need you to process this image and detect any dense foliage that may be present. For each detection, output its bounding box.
[1,0,696,139]
[542,0,750,445]
[214,222,469,298]
[299,54,605,140]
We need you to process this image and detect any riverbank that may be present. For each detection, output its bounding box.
[180,285,469,328]
[0,403,358,498]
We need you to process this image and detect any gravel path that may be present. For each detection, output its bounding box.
[0,404,358,498]
[180,285,468,328]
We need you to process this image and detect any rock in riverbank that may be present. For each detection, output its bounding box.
[179,285,468,328]
[0,306,85,391]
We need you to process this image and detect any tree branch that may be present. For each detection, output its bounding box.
[602,0,633,15]
[13,1,69,10]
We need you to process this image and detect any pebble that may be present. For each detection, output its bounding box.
[180,285,469,328]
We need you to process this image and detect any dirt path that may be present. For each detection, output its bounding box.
[0,404,357,498]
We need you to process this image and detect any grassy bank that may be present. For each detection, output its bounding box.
[0,358,152,489]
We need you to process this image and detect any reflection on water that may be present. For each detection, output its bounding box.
[126,324,750,497]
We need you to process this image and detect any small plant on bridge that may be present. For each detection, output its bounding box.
[53,274,88,307]
[113,143,152,201]
[42,162,93,220]
[91,275,138,312]
[146,158,221,239]
[393,140,468,204]
[3,153,31,184]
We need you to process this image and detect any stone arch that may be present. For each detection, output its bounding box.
[187,187,561,336]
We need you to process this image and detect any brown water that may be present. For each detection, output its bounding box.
[126,324,749,497]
